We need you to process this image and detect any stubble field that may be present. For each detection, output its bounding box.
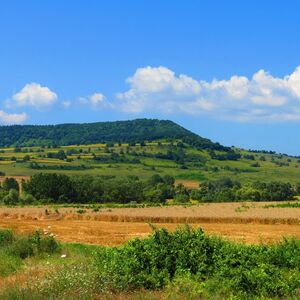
[0,202,299,245]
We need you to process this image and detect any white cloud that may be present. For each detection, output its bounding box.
[0,110,28,124]
[206,75,249,99]
[287,66,300,98]
[12,83,57,108]
[79,92,111,109]
[117,65,300,122]
[90,93,106,107]
[126,66,201,94]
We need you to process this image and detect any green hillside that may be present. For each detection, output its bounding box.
[0,119,228,151]
[0,127,300,185]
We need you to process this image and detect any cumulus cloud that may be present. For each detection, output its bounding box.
[90,93,106,106]
[117,65,300,122]
[79,92,111,109]
[0,110,28,124]
[11,83,57,108]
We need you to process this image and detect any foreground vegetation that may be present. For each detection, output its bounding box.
[0,228,60,278]
[1,227,300,299]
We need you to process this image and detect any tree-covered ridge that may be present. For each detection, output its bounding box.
[0,119,228,151]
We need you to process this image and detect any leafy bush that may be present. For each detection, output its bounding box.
[7,238,34,259]
[0,229,14,246]
[95,226,300,298]
[174,193,190,203]
[30,230,60,254]
[3,189,19,205]
[19,193,36,205]
[2,230,60,260]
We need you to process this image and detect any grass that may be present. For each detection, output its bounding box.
[263,202,300,208]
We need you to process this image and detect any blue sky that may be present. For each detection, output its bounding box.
[1,1,300,154]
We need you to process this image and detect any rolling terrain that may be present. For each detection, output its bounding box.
[0,119,300,184]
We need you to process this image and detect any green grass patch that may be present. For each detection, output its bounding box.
[263,201,300,208]
[175,172,206,181]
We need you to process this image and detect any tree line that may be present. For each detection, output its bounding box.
[0,174,299,205]
[189,177,297,202]
[0,174,176,205]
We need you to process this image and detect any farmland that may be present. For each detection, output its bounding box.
[1,140,300,185]
[0,202,299,245]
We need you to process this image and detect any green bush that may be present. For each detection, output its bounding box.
[3,189,19,205]
[7,238,34,259]
[30,230,60,254]
[0,229,14,246]
[39,236,60,254]
[174,193,190,203]
[19,193,36,205]
[3,230,60,260]
[95,226,300,298]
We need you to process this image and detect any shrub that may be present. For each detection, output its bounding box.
[3,189,19,205]
[95,226,300,298]
[189,189,202,201]
[174,193,190,203]
[3,230,60,260]
[0,229,14,246]
[30,230,60,254]
[7,238,34,259]
[39,236,60,254]
[19,193,36,205]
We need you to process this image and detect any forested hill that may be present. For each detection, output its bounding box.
[0,119,228,151]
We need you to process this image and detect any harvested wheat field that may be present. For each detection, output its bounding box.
[0,202,299,245]
[1,219,300,245]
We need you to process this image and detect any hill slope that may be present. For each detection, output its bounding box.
[0,119,228,151]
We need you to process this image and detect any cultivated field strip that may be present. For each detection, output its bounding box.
[0,219,299,245]
[0,202,299,225]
